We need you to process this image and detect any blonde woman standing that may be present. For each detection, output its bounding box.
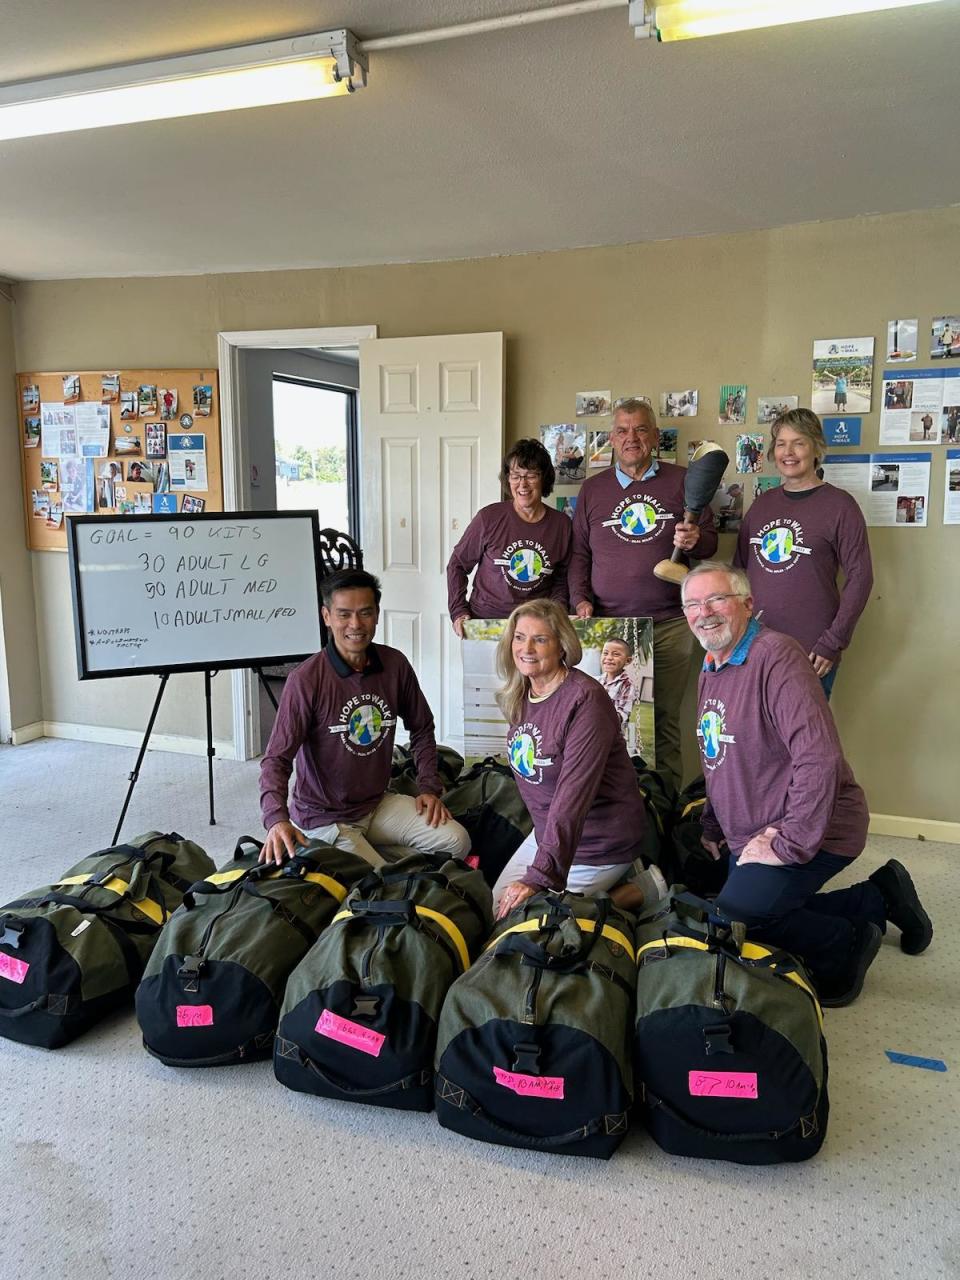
[492,600,661,920]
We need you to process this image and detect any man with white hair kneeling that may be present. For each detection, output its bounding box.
[682,560,931,1006]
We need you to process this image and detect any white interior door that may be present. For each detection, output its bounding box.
[359,333,504,753]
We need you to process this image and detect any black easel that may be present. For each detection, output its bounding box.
[112,666,281,845]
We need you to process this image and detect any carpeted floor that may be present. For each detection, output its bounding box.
[0,739,956,1280]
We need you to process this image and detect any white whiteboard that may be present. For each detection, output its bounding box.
[67,511,325,678]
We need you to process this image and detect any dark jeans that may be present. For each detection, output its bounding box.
[715,848,887,985]
[820,667,837,700]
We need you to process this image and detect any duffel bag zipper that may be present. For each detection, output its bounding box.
[523,966,542,1025]
[194,882,245,959]
[713,950,733,1014]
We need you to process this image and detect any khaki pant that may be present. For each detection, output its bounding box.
[652,615,699,794]
[303,792,471,870]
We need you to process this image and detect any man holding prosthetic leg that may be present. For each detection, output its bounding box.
[683,561,931,1006]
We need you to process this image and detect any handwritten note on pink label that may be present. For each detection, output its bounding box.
[689,1070,758,1099]
[0,953,29,985]
[493,1066,565,1100]
[176,1004,214,1028]
[315,1009,385,1058]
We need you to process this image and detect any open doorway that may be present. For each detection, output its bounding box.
[219,325,377,759]
[272,374,359,539]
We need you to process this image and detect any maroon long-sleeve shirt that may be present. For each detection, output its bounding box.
[259,642,443,831]
[507,668,647,890]
[734,483,873,662]
[569,463,718,620]
[446,501,573,620]
[697,622,868,865]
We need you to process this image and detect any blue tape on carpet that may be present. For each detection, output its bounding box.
[885,1051,947,1072]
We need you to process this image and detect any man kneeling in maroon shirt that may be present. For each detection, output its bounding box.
[683,561,932,1007]
[259,569,469,868]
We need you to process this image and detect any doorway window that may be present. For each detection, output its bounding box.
[272,375,358,539]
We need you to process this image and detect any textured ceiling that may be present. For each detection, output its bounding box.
[1,0,958,280]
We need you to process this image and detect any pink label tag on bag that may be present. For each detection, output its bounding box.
[0,953,29,985]
[493,1066,565,1099]
[689,1070,758,1099]
[314,1009,385,1057]
[176,1004,214,1027]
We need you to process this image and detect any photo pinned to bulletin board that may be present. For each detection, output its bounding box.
[718,384,747,424]
[16,368,223,551]
[660,389,698,418]
[811,336,874,416]
[757,395,798,425]
[575,390,611,417]
[540,423,586,483]
[886,319,918,364]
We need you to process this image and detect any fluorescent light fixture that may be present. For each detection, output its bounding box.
[630,0,945,40]
[0,29,367,141]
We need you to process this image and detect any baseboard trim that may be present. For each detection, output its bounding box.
[40,720,239,761]
[869,813,960,845]
[10,721,45,745]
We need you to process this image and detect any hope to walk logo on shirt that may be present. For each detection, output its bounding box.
[328,695,397,757]
[507,722,553,787]
[749,518,812,575]
[493,539,554,591]
[697,698,736,771]
[602,493,674,545]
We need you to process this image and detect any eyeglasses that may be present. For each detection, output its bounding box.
[680,592,745,616]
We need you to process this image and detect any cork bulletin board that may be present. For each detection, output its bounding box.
[16,368,222,551]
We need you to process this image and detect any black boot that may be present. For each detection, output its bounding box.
[818,921,883,1008]
[869,860,932,955]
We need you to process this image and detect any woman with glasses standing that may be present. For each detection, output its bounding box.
[492,599,662,920]
[734,409,872,698]
[447,439,573,636]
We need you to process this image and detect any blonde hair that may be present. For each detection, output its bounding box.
[768,408,828,465]
[495,600,582,725]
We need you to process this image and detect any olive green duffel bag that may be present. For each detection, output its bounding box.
[136,837,371,1066]
[435,891,637,1158]
[0,831,214,1049]
[274,852,493,1111]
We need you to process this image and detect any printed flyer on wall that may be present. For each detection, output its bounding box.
[168,433,208,490]
[945,450,960,526]
[879,367,960,445]
[823,452,930,527]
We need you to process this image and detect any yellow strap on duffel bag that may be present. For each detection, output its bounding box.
[55,873,167,925]
[331,904,470,972]
[487,915,636,964]
[636,933,822,1027]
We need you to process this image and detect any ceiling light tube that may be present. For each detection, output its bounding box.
[649,0,946,41]
[0,29,367,142]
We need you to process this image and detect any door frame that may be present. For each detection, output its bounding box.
[218,325,378,760]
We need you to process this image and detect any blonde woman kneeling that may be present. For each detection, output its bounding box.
[493,600,663,920]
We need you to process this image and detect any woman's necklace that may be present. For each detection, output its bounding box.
[529,666,569,702]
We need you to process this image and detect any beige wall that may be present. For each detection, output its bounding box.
[0,295,42,736]
[8,205,960,820]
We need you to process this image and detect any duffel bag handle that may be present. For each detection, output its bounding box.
[232,837,264,861]
[294,1048,429,1098]
[344,897,417,925]
[492,894,612,969]
[438,1075,620,1150]
[0,996,47,1019]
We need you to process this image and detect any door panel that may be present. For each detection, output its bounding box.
[360,333,504,754]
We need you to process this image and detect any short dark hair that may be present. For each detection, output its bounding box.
[603,636,633,657]
[501,438,556,498]
[321,569,382,609]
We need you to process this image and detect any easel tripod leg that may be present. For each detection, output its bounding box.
[205,669,216,826]
[112,673,169,845]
